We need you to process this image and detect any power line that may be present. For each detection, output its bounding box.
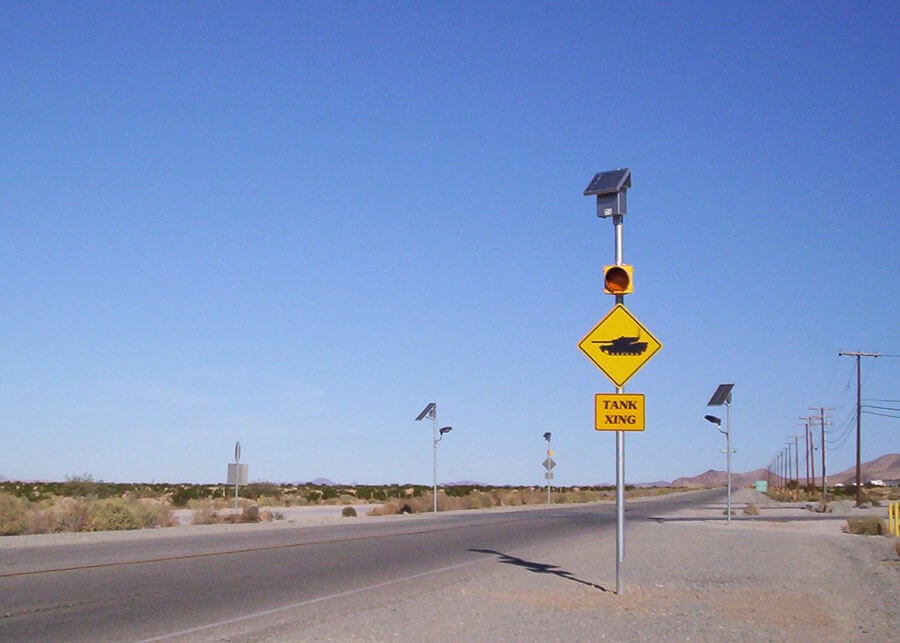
[863,410,900,419]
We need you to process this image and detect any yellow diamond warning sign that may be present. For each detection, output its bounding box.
[578,304,662,387]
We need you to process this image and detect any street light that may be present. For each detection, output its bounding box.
[703,413,730,524]
[706,383,734,526]
[415,403,454,513]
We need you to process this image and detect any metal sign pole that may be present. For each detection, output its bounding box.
[582,168,661,598]
[234,441,241,512]
[547,436,552,505]
[613,213,625,595]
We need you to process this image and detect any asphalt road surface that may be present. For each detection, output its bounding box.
[0,490,723,641]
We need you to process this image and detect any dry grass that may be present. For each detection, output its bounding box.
[0,493,174,534]
[845,516,888,536]
[368,488,633,516]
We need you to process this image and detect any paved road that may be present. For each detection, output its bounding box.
[0,490,723,641]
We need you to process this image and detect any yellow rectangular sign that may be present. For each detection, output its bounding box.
[595,393,645,431]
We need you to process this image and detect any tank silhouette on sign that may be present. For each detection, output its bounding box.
[593,334,648,356]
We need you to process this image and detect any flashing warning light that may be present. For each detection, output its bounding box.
[604,264,633,295]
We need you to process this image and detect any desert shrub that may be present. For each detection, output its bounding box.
[54,497,92,532]
[133,499,173,528]
[845,516,886,535]
[372,498,425,515]
[242,482,281,501]
[743,504,760,516]
[61,474,101,498]
[27,506,59,534]
[0,492,29,535]
[465,493,494,509]
[342,506,357,517]
[188,499,218,525]
[89,498,143,531]
[170,486,204,507]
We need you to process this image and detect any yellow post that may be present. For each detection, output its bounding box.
[890,502,900,537]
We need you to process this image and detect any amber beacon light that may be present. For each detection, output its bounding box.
[603,264,633,295]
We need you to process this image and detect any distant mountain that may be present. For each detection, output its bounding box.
[829,453,900,485]
[633,480,671,489]
[670,468,767,489]
[668,454,900,489]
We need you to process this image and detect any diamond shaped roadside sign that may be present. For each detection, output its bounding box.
[542,457,556,470]
[578,304,662,388]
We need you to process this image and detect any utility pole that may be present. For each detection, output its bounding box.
[810,407,833,503]
[838,352,879,505]
[776,452,782,491]
[790,434,801,496]
[798,417,811,491]
[785,444,793,489]
[807,417,816,494]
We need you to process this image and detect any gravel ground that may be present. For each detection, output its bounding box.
[257,489,900,642]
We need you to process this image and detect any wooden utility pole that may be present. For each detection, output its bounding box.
[838,352,879,505]
[809,418,816,493]
[804,420,811,490]
[809,407,832,502]
[790,434,801,496]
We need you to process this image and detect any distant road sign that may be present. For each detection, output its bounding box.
[543,457,556,470]
[595,393,645,431]
[544,472,554,480]
[578,304,662,387]
[227,463,248,485]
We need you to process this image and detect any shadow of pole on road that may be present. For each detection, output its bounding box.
[468,548,608,592]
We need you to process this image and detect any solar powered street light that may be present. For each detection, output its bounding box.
[706,384,734,525]
[416,403,453,512]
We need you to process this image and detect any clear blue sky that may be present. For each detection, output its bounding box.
[2,2,897,485]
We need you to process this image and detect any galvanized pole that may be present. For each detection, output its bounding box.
[432,410,438,513]
[725,398,732,525]
[821,416,827,502]
[613,212,625,594]
[234,441,241,512]
[546,435,552,505]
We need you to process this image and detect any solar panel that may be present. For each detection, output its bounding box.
[707,384,734,406]
[584,168,631,196]
[415,402,436,421]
